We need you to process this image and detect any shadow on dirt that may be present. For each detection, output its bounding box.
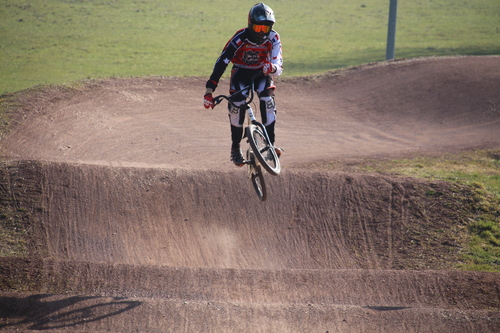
[0,294,141,330]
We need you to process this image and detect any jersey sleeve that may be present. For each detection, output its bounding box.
[269,31,283,77]
[206,30,244,91]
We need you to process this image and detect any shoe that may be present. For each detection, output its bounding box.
[274,147,284,158]
[230,147,245,167]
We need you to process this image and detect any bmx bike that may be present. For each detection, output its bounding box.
[212,74,281,201]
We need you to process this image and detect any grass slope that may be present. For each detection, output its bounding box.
[316,149,500,272]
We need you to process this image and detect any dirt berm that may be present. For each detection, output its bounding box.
[1,56,500,332]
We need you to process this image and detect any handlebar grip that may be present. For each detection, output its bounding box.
[211,73,262,108]
[213,96,223,106]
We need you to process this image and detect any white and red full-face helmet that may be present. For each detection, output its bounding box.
[248,3,275,44]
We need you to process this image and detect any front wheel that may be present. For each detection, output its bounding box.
[246,125,281,176]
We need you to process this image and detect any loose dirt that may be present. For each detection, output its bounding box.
[1,56,499,332]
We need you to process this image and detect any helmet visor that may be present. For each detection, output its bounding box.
[252,24,272,34]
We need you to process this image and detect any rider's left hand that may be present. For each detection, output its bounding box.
[262,62,276,76]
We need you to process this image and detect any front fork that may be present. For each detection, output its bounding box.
[242,105,274,149]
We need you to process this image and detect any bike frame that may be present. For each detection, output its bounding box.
[212,73,280,200]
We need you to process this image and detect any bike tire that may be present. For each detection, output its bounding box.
[246,125,281,176]
[251,164,267,201]
[246,149,267,201]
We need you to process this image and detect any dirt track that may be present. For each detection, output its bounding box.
[1,56,500,332]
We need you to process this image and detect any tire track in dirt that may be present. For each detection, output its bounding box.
[0,160,487,272]
[2,259,500,309]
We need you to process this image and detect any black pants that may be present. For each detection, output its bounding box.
[228,67,276,149]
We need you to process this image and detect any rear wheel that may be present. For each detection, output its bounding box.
[246,125,280,176]
[247,149,267,201]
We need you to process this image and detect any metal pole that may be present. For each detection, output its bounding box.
[386,0,398,60]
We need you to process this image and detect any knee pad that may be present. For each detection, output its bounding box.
[259,96,276,126]
[228,100,246,127]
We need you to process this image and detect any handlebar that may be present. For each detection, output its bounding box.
[213,72,263,108]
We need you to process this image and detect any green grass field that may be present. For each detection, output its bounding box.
[1,0,499,94]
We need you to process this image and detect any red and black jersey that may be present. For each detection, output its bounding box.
[206,28,283,91]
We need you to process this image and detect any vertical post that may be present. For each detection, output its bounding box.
[386,0,398,60]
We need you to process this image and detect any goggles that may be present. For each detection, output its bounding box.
[252,24,272,34]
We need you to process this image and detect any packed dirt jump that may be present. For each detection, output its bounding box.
[1,56,500,332]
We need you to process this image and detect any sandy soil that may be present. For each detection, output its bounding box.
[0,56,499,332]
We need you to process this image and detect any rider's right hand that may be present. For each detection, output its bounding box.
[204,88,214,109]
[203,93,213,109]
